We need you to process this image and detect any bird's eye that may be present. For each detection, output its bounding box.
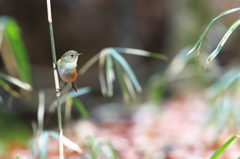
[70,54,74,57]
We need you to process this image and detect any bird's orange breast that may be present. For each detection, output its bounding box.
[59,69,77,83]
[71,70,77,80]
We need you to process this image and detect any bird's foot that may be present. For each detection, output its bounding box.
[56,88,62,94]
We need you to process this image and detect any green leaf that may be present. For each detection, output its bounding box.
[38,131,49,159]
[85,135,119,159]
[113,47,167,60]
[67,87,91,98]
[106,141,119,159]
[106,52,115,97]
[38,131,82,159]
[205,19,240,67]
[49,87,90,112]
[122,72,138,102]
[0,72,32,91]
[210,135,239,159]
[86,136,99,159]
[114,59,130,102]
[207,68,240,100]
[99,49,108,96]
[166,46,195,78]
[187,7,240,55]
[0,79,20,98]
[109,48,142,93]
[71,98,89,118]
[78,47,166,100]
[0,16,32,84]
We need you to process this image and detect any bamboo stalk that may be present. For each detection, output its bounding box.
[46,0,64,158]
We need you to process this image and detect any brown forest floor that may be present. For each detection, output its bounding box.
[6,92,240,159]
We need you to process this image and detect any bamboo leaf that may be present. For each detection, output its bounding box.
[0,79,20,98]
[86,136,99,159]
[106,141,119,159]
[187,8,240,55]
[122,72,137,102]
[71,98,89,118]
[99,49,108,96]
[106,53,115,97]
[0,72,32,91]
[109,48,142,93]
[67,87,91,98]
[0,16,32,84]
[207,68,240,101]
[114,59,130,102]
[205,19,240,67]
[39,131,82,155]
[49,87,90,112]
[210,135,239,159]
[85,135,119,159]
[113,47,167,60]
[166,46,195,79]
[38,131,49,159]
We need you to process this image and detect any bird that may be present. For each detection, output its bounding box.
[56,50,81,92]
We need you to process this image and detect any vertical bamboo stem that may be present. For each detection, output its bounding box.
[46,0,64,158]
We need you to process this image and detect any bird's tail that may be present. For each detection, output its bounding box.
[71,81,78,92]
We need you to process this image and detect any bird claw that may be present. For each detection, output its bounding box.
[56,88,62,94]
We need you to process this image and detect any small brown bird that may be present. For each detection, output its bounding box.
[56,50,81,92]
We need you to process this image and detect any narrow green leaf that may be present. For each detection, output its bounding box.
[38,131,49,159]
[113,47,167,60]
[67,87,91,98]
[86,136,99,159]
[107,141,119,159]
[122,72,137,102]
[208,69,240,97]
[206,19,240,67]
[71,98,89,118]
[0,71,31,91]
[44,131,82,154]
[109,48,142,93]
[85,135,119,159]
[106,53,114,97]
[166,46,195,78]
[49,87,90,112]
[0,79,20,98]
[207,68,240,109]
[210,135,239,159]
[99,49,108,96]
[187,8,240,55]
[114,59,130,102]
[0,16,32,84]
[98,143,113,159]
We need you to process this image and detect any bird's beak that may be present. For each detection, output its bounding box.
[78,53,82,56]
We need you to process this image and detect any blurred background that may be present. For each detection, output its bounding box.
[0,0,240,158]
